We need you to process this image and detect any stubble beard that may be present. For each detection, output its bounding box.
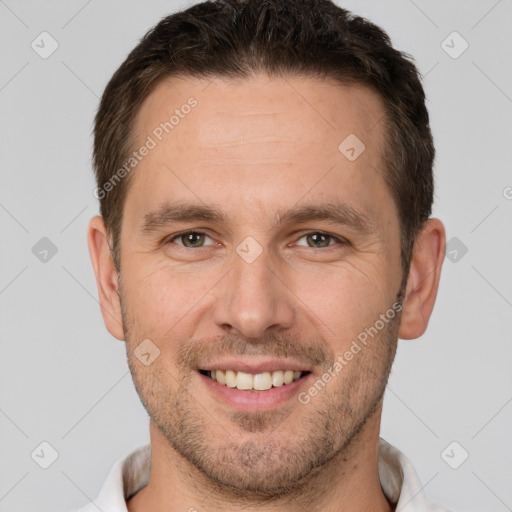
[120,283,403,501]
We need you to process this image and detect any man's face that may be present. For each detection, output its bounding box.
[118,74,404,495]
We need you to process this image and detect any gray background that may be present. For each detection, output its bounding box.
[0,1,511,511]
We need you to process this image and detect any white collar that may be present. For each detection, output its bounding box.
[73,438,450,511]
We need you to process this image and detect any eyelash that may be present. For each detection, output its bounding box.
[166,230,346,249]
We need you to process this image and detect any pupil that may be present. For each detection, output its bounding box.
[185,233,204,247]
[309,233,329,247]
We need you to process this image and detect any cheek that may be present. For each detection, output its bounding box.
[291,265,394,351]
[121,259,218,334]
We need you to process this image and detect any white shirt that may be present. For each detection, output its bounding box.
[71,438,451,511]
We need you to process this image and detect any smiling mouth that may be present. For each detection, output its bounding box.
[199,369,311,391]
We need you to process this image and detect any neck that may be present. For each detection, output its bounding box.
[127,405,394,512]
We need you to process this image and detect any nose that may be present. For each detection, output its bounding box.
[212,246,295,339]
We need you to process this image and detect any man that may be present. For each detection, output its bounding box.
[81,0,448,510]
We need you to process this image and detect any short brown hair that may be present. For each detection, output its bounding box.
[94,0,434,282]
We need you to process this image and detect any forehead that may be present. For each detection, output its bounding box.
[136,73,385,155]
[128,74,393,228]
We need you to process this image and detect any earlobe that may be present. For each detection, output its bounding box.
[398,218,446,340]
[87,215,125,341]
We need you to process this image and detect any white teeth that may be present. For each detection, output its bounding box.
[235,371,253,390]
[272,370,284,387]
[215,369,226,385]
[283,370,294,384]
[253,372,273,390]
[204,369,305,390]
[225,370,237,388]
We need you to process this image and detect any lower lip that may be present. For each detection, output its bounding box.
[198,372,312,411]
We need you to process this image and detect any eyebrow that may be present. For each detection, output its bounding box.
[141,200,376,235]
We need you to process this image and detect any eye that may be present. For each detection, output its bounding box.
[168,231,215,248]
[294,231,345,248]
[166,230,345,250]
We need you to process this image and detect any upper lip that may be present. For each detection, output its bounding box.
[198,358,313,374]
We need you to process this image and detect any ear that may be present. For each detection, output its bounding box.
[398,218,446,340]
[87,215,125,341]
